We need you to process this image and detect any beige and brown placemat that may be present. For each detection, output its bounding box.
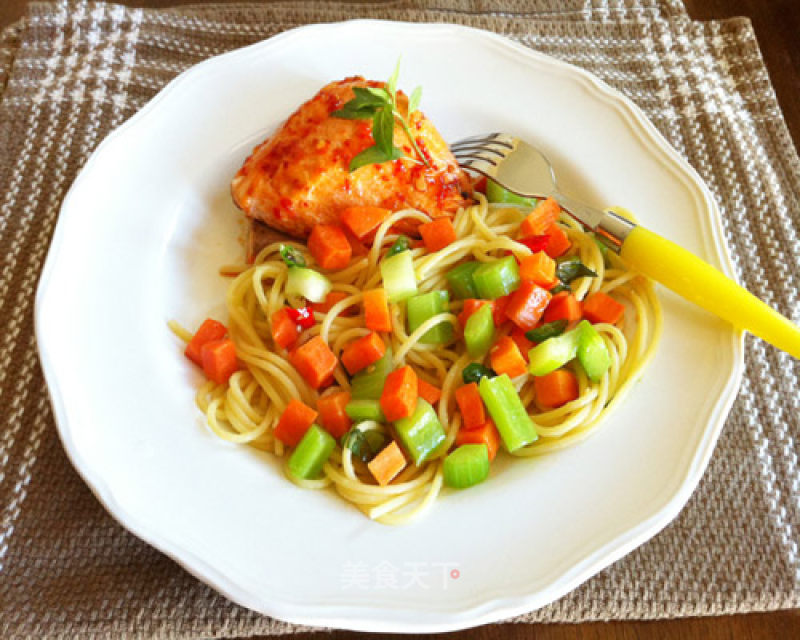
[1,1,799,637]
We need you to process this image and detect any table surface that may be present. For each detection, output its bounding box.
[2,1,798,639]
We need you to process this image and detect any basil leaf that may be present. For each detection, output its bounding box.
[364,86,392,102]
[556,257,597,284]
[331,106,375,120]
[349,145,391,172]
[350,87,389,108]
[279,244,306,268]
[525,319,568,343]
[549,283,570,295]
[408,86,422,114]
[387,58,401,98]
[343,428,388,463]
[462,363,496,385]
[373,107,396,156]
[386,235,410,258]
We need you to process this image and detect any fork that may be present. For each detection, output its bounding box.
[451,132,800,359]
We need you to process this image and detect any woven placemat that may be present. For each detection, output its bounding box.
[1,1,799,637]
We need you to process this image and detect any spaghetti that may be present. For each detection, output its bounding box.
[172,194,661,525]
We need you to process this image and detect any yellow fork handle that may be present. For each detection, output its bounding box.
[619,225,800,359]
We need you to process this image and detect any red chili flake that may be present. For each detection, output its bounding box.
[285,306,315,329]
[518,235,550,253]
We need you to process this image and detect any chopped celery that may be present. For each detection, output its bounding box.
[463,303,494,358]
[443,444,490,489]
[407,290,452,344]
[462,363,496,384]
[525,319,568,343]
[381,250,417,302]
[287,424,335,480]
[576,320,611,383]
[446,261,481,300]
[472,256,520,300]
[286,266,332,303]
[479,374,538,452]
[350,346,394,399]
[527,328,579,376]
[393,399,446,465]
[345,399,386,423]
[486,178,538,207]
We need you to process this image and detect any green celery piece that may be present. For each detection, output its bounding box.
[381,250,417,302]
[479,374,538,452]
[345,399,386,423]
[446,261,481,300]
[527,328,580,376]
[286,266,332,303]
[407,290,452,344]
[287,424,336,480]
[463,303,494,359]
[472,256,520,300]
[443,444,490,489]
[393,399,446,465]
[486,178,538,207]
[350,346,394,399]
[576,320,611,383]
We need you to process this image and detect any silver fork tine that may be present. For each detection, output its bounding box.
[449,132,505,148]
[453,156,499,178]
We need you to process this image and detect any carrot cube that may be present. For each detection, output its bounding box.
[518,251,558,289]
[367,441,407,486]
[288,336,338,389]
[380,366,418,422]
[185,318,227,366]
[518,197,561,238]
[274,399,318,446]
[489,336,528,378]
[419,216,457,252]
[308,223,352,270]
[317,390,352,439]
[455,420,500,461]
[534,369,579,409]
[340,332,386,376]
[455,382,486,430]
[582,291,625,325]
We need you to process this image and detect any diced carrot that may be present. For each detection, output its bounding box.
[343,227,369,256]
[543,291,582,325]
[518,197,561,238]
[505,281,552,331]
[200,338,238,385]
[489,336,528,378]
[458,298,493,328]
[288,336,338,389]
[273,399,318,446]
[455,382,487,430]
[317,390,352,439]
[308,224,352,270]
[185,318,227,366]
[455,419,500,461]
[417,378,442,405]
[518,252,558,289]
[363,288,392,332]
[492,294,512,327]
[311,291,356,316]
[510,328,534,361]
[534,368,579,409]
[544,223,571,258]
[419,217,457,252]
[582,291,626,325]
[340,205,392,240]
[380,366,418,422]
[367,440,407,486]
[270,308,299,350]
[340,332,386,376]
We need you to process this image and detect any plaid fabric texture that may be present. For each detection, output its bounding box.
[1,1,798,637]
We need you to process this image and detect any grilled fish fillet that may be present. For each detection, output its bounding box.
[231,76,473,239]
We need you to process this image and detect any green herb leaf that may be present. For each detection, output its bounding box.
[549,283,570,295]
[386,235,410,258]
[462,363,496,385]
[556,257,597,284]
[343,428,388,463]
[279,244,306,268]
[387,58,401,99]
[373,107,395,156]
[408,86,422,114]
[349,144,403,172]
[525,319,568,343]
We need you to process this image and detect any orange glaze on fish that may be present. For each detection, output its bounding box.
[231,76,473,238]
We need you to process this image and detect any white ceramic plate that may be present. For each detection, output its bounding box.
[36,21,743,632]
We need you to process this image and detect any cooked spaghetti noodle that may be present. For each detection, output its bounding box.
[171,194,661,525]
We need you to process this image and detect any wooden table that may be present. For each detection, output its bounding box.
[2,1,797,638]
